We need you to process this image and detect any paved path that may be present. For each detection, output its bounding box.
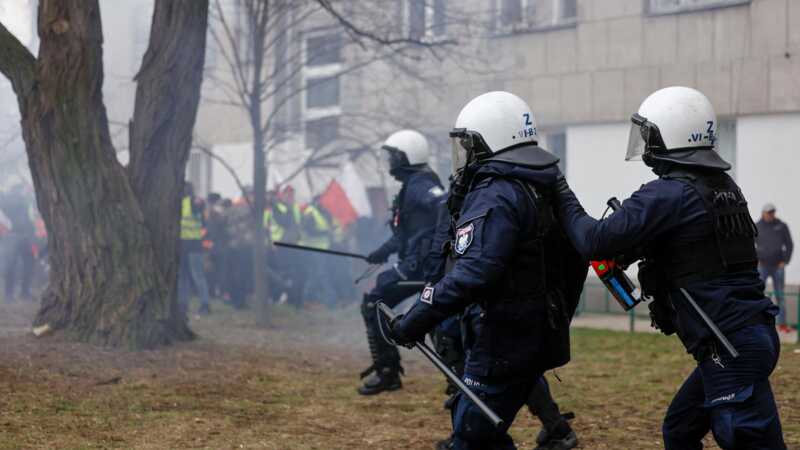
[572,312,799,344]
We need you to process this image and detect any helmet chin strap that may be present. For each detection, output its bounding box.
[643,151,675,176]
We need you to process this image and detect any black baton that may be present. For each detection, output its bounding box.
[679,288,739,359]
[376,302,504,429]
[274,241,367,260]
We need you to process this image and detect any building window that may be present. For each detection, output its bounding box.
[543,131,567,173]
[495,0,577,34]
[715,119,736,178]
[646,0,749,15]
[305,76,340,109]
[303,30,343,150]
[306,33,342,67]
[305,116,340,150]
[403,0,447,40]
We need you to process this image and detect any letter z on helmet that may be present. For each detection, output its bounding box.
[625,86,730,170]
[450,91,558,172]
[382,129,431,173]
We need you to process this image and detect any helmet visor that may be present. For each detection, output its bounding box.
[625,114,648,161]
[451,137,470,173]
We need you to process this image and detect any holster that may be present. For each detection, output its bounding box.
[638,259,677,335]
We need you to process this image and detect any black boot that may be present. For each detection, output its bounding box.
[435,435,455,450]
[358,365,403,395]
[534,419,577,450]
[358,295,403,396]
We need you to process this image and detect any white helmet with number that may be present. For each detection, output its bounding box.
[382,129,430,173]
[450,91,558,172]
[626,86,730,170]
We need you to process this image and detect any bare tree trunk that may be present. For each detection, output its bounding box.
[249,9,270,326]
[128,0,209,336]
[0,0,208,348]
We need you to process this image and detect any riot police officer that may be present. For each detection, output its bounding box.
[427,194,577,450]
[388,92,587,449]
[358,129,445,395]
[552,87,785,449]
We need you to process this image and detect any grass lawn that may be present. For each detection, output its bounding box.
[0,302,797,449]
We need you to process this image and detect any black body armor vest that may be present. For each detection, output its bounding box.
[653,169,758,287]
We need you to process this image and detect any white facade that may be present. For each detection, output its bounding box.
[737,113,800,282]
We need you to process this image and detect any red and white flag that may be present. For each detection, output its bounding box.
[319,162,373,228]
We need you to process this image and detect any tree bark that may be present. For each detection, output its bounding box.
[250,9,269,326]
[0,0,208,348]
[128,0,209,332]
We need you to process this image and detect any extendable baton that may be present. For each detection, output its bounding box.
[376,302,504,429]
[679,288,739,359]
[274,241,367,260]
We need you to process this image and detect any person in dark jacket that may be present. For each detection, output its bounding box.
[0,184,35,302]
[389,92,587,449]
[553,87,785,449]
[755,203,793,332]
[357,129,445,396]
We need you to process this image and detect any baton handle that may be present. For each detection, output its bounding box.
[376,303,504,428]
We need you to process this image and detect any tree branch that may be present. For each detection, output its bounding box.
[0,21,37,109]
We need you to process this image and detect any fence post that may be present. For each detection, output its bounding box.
[629,308,635,333]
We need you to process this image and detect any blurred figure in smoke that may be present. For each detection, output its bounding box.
[178,182,211,316]
[299,195,337,307]
[205,192,230,299]
[277,186,306,307]
[226,187,256,309]
[0,183,36,302]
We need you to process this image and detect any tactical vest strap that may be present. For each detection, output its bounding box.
[658,169,758,286]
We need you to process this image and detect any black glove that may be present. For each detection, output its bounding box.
[648,299,677,336]
[386,315,416,348]
[366,248,390,264]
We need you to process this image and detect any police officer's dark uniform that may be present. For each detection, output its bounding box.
[388,91,587,449]
[358,146,444,395]
[553,88,785,449]
[427,194,578,450]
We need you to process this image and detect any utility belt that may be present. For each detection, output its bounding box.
[694,312,775,362]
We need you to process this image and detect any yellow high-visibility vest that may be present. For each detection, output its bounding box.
[264,203,288,243]
[299,204,331,249]
[180,196,203,241]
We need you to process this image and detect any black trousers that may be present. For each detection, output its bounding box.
[4,235,33,299]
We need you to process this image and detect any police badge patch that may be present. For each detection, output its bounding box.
[420,286,434,304]
[455,223,474,255]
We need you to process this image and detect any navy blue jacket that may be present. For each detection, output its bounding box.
[557,174,776,355]
[398,161,562,377]
[375,168,444,277]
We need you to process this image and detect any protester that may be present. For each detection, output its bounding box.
[756,203,794,333]
[205,192,230,299]
[178,182,211,316]
[0,184,35,302]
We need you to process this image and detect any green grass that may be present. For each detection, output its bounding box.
[0,305,797,449]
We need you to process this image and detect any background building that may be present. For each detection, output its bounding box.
[341,0,800,282]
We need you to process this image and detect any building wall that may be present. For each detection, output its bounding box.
[737,113,800,283]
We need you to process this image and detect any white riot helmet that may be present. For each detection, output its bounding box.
[382,129,430,177]
[450,91,558,172]
[626,86,730,170]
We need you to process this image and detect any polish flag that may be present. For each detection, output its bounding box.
[319,162,373,228]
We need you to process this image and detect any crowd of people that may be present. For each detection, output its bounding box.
[177,181,363,317]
